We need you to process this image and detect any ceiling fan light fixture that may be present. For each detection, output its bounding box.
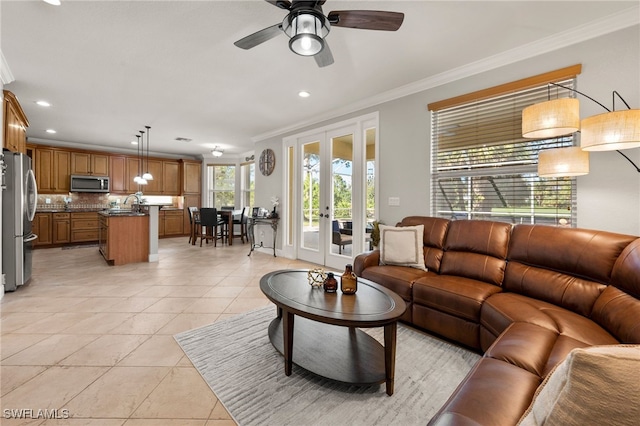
[283,11,329,56]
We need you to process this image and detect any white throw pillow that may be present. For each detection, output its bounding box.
[379,224,427,271]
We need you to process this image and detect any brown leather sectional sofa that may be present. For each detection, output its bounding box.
[354,216,640,425]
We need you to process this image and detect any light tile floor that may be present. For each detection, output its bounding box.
[1,237,318,425]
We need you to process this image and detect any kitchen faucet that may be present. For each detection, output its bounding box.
[124,192,143,211]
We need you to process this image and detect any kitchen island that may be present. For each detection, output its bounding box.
[98,210,149,266]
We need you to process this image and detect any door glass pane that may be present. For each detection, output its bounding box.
[366,127,376,243]
[330,134,353,256]
[302,141,320,251]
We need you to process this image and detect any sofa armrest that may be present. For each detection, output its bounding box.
[354,249,380,276]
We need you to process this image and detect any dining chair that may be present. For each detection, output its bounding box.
[230,207,247,244]
[199,208,226,247]
[187,206,200,245]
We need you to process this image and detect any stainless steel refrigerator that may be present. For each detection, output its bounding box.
[2,150,38,292]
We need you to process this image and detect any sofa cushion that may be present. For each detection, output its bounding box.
[504,262,605,317]
[504,225,636,314]
[440,220,512,285]
[379,224,428,270]
[397,216,450,272]
[428,358,541,426]
[592,238,640,344]
[414,275,502,322]
[360,265,432,302]
[481,293,619,360]
[518,345,640,426]
[591,285,640,344]
[444,220,512,259]
[485,322,558,377]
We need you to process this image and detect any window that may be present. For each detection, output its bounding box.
[207,164,235,208]
[430,74,579,227]
[241,162,255,209]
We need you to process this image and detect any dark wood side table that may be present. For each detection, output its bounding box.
[260,269,406,395]
[247,217,278,257]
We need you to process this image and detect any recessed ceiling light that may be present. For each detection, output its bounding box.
[42,0,61,5]
[298,91,311,98]
[46,129,57,134]
[36,100,51,107]
[131,141,138,145]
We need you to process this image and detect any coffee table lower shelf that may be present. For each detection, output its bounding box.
[268,315,386,386]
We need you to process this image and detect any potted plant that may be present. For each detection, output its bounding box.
[370,220,382,249]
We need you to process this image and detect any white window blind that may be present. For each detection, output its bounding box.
[431,79,578,226]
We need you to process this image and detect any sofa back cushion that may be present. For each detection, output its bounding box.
[591,238,640,343]
[439,220,512,285]
[397,216,450,272]
[504,225,636,317]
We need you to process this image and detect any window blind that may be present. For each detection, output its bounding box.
[431,79,578,226]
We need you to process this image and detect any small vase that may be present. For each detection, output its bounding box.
[323,272,338,293]
[341,264,357,294]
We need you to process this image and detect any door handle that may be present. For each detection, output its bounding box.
[24,234,38,243]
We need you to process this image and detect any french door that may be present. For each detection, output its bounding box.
[286,113,377,269]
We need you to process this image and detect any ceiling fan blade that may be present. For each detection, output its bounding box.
[327,10,405,31]
[234,23,283,50]
[314,41,334,68]
[264,0,291,10]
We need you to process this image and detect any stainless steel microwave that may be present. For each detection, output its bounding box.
[70,175,110,193]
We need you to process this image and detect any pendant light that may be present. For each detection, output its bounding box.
[138,130,147,185]
[142,125,154,181]
[133,134,142,183]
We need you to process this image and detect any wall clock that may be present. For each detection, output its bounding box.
[259,148,276,176]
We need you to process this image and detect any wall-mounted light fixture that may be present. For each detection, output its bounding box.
[523,83,640,176]
[211,146,224,157]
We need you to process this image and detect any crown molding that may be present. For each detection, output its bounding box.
[252,6,639,143]
[27,137,200,160]
[1,49,15,85]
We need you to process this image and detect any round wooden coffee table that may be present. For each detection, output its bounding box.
[260,269,406,395]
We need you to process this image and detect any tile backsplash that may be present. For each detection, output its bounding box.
[37,193,182,210]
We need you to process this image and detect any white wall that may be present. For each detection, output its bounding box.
[255,25,640,243]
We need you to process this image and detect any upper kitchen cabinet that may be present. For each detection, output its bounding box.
[3,90,29,154]
[163,160,180,195]
[181,160,202,194]
[109,155,127,193]
[142,159,163,194]
[34,147,71,193]
[71,152,109,176]
[141,159,180,195]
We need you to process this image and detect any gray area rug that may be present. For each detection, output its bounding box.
[175,307,480,426]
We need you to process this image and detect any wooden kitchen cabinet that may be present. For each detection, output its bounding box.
[71,212,99,242]
[181,160,201,194]
[53,212,71,244]
[99,214,149,265]
[163,210,184,236]
[109,155,127,193]
[163,161,180,195]
[143,159,163,194]
[71,152,109,176]
[126,156,143,193]
[34,147,71,193]
[33,213,52,246]
[3,90,29,154]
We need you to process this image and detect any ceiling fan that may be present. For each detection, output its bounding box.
[234,0,404,68]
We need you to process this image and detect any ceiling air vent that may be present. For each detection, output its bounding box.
[175,137,192,143]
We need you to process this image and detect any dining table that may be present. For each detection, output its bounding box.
[218,209,241,246]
